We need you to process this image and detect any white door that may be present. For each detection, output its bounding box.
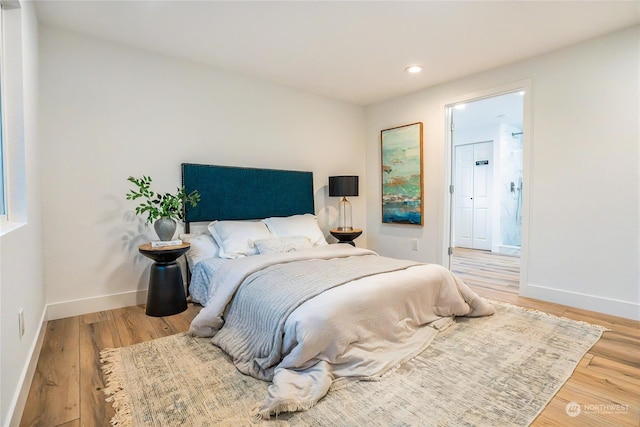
[454,144,474,248]
[454,141,493,250]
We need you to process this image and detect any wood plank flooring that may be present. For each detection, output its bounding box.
[20,279,639,426]
[450,247,520,293]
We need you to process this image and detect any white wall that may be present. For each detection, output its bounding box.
[39,26,366,318]
[0,1,45,425]
[365,26,639,320]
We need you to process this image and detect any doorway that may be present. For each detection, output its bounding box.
[448,91,525,294]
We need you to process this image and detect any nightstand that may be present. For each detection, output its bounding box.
[330,228,363,246]
[138,243,190,317]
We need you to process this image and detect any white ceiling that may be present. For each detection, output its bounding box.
[34,1,640,106]
[454,91,524,131]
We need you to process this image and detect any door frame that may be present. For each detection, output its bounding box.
[442,80,532,294]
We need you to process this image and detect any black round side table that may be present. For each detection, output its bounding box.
[330,228,363,246]
[138,243,190,317]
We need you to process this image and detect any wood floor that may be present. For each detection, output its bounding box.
[450,247,520,293]
[20,276,639,426]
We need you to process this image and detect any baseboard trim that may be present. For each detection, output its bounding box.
[46,290,148,320]
[6,306,48,427]
[522,283,640,321]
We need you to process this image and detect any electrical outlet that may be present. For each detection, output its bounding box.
[411,239,419,251]
[18,308,24,338]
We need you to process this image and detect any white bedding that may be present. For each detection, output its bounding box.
[189,244,494,418]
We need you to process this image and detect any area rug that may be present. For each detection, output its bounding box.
[100,301,605,426]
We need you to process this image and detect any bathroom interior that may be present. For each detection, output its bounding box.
[452,91,524,257]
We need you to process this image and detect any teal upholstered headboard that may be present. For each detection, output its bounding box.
[181,163,315,225]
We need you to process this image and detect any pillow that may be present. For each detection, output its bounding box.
[208,220,273,259]
[179,232,219,270]
[254,236,313,255]
[262,214,328,246]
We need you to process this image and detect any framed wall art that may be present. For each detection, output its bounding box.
[381,122,423,225]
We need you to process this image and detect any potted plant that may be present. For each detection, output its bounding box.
[126,175,200,241]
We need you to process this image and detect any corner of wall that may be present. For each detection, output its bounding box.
[5,305,47,427]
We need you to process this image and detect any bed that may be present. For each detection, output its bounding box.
[180,163,494,419]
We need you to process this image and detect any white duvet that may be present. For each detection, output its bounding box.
[189,245,494,418]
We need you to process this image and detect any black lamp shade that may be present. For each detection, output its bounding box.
[329,176,359,197]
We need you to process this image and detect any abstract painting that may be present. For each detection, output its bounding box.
[381,122,423,225]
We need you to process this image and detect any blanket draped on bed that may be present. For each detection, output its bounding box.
[213,255,420,381]
[189,245,494,419]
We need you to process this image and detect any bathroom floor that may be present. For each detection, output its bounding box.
[450,247,519,295]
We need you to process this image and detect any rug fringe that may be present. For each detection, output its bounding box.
[488,299,610,332]
[100,347,135,427]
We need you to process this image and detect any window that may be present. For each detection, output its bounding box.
[0,4,5,217]
[0,97,5,217]
[0,0,25,233]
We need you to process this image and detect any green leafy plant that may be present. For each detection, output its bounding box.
[126,175,200,225]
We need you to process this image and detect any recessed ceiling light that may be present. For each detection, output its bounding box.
[405,65,423,74]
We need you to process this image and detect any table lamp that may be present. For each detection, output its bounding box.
[329,175,359,231]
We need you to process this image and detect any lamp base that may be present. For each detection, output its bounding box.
[338,197,353,231]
